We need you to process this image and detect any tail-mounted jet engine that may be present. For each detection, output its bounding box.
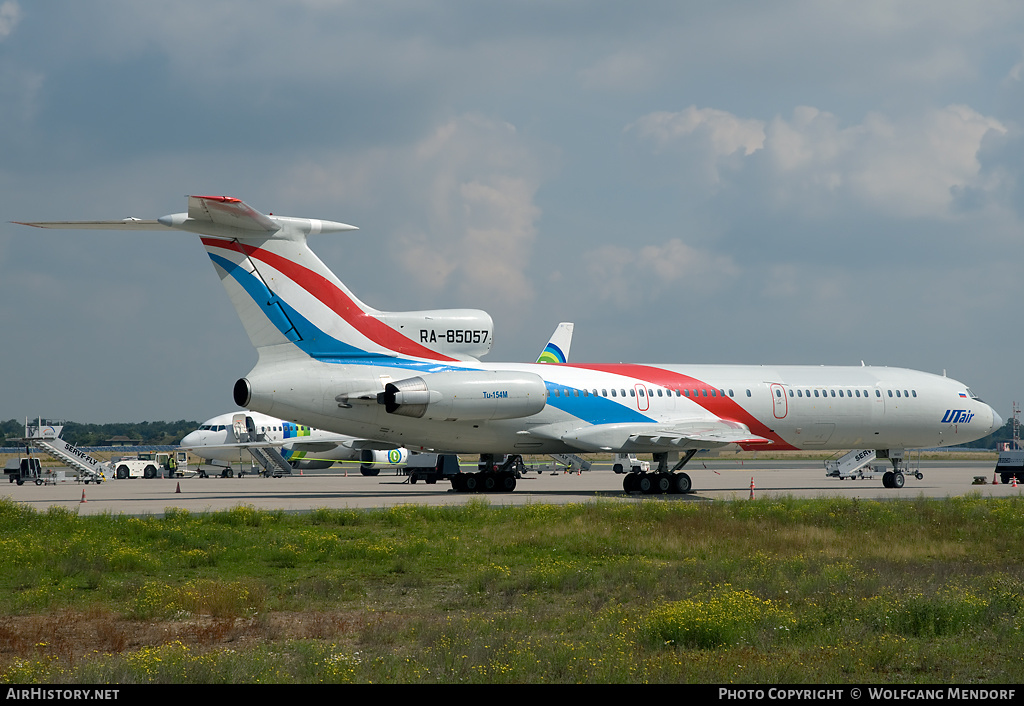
[378,371,547,421]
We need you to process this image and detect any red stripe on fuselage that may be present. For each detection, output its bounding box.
[202,237,458,361]
[566,363,797,450]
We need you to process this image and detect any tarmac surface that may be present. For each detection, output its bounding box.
[2,458,1017,516]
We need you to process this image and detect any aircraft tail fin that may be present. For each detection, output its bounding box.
[17,196,490,363]
[537,322,574,363]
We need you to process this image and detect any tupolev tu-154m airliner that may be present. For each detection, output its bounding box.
[17,196,1002,494]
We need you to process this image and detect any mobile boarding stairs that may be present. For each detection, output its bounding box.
[824,448,922,486]
[16,418,110,483]
[230,413,293,477]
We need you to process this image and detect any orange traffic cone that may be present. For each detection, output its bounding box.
[175,482,181,494]
[749,477,755,500]
[1013,475,1018,488]
[993,471,999,485]
[80,489,87,503]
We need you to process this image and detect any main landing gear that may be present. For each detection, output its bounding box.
[623,450,697,495]
[450,454,524,493]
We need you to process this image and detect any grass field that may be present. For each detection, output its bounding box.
[0,495,1022,683]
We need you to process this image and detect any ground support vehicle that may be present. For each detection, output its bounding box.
[5,457,43,486]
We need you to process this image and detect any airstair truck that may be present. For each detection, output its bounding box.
[17,417,110,484]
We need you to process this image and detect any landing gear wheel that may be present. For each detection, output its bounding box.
[882,471,894,488]
[672,473,692,494]
[638,474,654,494]
[623,473,637,493]
[892,472,905,489]
[483,474,497,492]
[655,474,672,494]
[500,472,517,492]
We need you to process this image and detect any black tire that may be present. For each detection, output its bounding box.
[673,473,692,494]
[613,464,624,474]
[500,473,517,492]
[892,472,905,489]
[638,475,654,494]
[35,479,43,486]
[16,479,23,486]
[117,465,129,480]
[144,465,156,479]
[463,474,479,492]
[483,474,497,492]
[1001,474,1011,485]
[622,473,634,493]
[655,474,671,494]
[882,471,893,488]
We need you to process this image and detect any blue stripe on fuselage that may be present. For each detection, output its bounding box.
[543,382,653,424]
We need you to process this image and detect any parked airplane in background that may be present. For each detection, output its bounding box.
[181,323,576,477]
[18,196,1002,493]
[179,410,409,476]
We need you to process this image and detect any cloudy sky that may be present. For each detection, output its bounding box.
[0,1,1021,425]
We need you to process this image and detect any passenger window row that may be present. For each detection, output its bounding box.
[547,386,918,401]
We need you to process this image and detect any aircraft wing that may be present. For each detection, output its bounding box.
[286,441,341,453]
[527,418,770,452]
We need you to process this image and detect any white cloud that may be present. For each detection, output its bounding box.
[627,107,765,158]
[630,103,1008,219]
[767,104,1007,217]
[273,114,548,320]
[0,2,20,40]
[582,238,738,309]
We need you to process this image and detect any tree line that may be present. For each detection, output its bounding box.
[0,419,200,447]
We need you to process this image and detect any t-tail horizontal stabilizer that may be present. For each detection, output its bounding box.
[15,195,359,239]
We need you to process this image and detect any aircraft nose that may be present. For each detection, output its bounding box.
[180,430,201,447]
[991,408,1003,431]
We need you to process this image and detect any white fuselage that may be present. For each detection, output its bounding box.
[241,356,1001,456]
[180,410,362,466]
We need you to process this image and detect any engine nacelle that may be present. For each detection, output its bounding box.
[359,448,410,470]
[378,371,547,421]
[374,309,493,360]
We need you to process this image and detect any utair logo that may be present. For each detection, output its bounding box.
[941,409,975,424]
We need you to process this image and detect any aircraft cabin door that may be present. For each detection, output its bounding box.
[231,413,250,442]
[245,416,260,441]
[769,383,788,419]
